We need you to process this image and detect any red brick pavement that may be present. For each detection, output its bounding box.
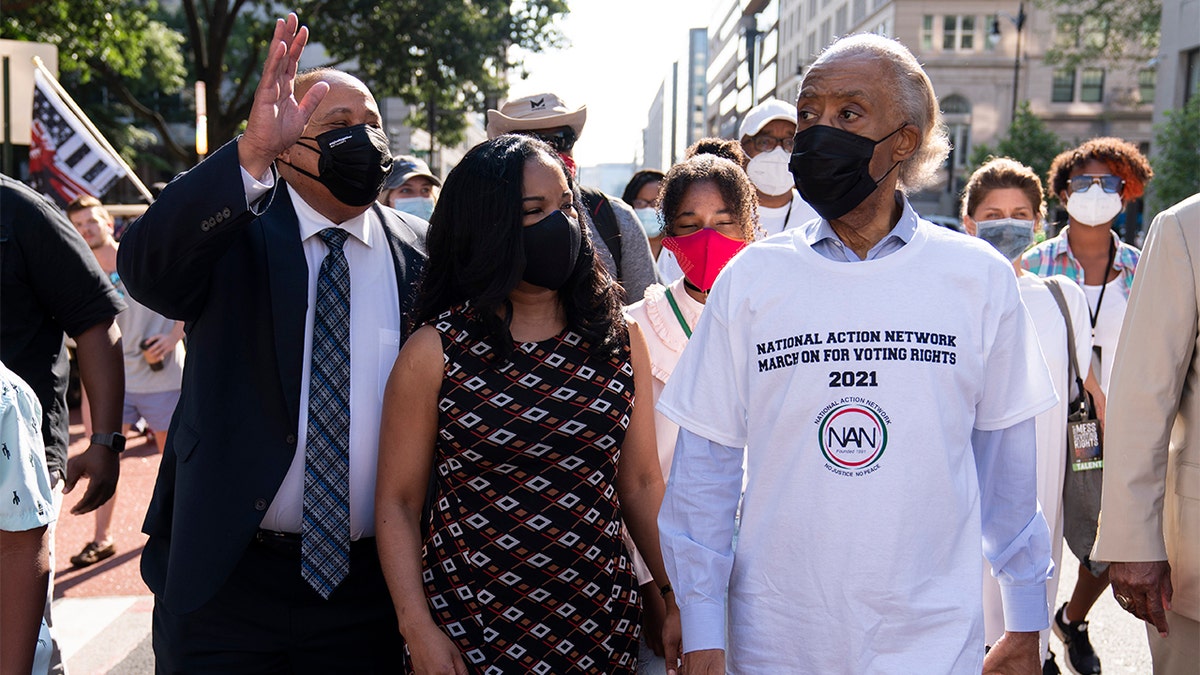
[54,408,161,599]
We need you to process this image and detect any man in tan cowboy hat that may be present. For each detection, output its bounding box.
[488,92,658,303]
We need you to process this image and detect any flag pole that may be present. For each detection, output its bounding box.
[32,55,154,204]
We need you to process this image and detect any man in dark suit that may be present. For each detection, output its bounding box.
[116,14,425,671]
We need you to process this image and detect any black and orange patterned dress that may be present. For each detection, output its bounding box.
[415,303,641,674]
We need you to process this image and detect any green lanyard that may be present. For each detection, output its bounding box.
[664,288,692,339]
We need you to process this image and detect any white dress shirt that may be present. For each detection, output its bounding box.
[242,169,402,538]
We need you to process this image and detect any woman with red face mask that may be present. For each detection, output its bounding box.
[622,154,758,674]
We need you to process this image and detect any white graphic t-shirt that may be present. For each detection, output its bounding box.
[658,221,1056,673]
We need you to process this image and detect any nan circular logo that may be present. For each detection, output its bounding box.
[817,401,889,473]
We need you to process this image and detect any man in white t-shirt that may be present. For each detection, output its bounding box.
[658,98,819,282]
[657,34,1057,675]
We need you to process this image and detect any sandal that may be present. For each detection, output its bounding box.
[70,541,116,567]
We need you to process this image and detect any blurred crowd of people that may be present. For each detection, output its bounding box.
[1,14,1196,675]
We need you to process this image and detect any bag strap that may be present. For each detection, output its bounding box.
[1044,278,1089,412]
[580,187,623,272]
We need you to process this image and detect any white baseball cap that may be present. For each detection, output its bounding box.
[738,98,797,138]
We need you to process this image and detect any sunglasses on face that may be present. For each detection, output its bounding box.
[752,134,795,153]
[526,129,577,154]
[1069,174,1124,194]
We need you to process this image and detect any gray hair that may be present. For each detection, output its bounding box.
[806,34,950,192]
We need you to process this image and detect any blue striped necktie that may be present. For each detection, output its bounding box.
[302,227,352,598]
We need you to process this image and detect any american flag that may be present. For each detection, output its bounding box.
[28,68,126,208]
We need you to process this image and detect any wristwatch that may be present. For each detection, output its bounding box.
[90,432,126,454]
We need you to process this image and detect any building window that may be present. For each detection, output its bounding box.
[807,32,817,60]
[1081,16,1108,50]
[984,16,998,51]
[1055,15,1081,48]
[1052,68,1076,102]
[942,15,977,52]
[1080,68,1105,103]
[853,0,866,24]
[820,18,832,50]
[808,0,818,20]
[921,15,935,50]
[1138,68,1156,104]
[836,4,848,36]
[1186,48,1199,104]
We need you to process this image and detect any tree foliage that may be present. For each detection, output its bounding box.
[297,0,569,152]
[2,1,189,165]
[1035,0,1161,69]
[969,101,1068,193]
[4,1,570,172]
[1148,95,1200,214]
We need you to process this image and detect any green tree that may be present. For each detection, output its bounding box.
[969,101,1068,190]
[298,0,569,155]
[1148,95,1200,213]
[1035,0,1161,69]
[6,1,570,170]
[2,1,190,165]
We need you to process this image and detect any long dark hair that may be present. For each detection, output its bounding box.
[415,134,626,360]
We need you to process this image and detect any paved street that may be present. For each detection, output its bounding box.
[52,410,1154,674]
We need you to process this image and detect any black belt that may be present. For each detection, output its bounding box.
[253,529,376,555]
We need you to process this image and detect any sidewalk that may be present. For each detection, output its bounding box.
[52,413,158,674]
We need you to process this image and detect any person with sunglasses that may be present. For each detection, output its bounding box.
[1019,136,1154,675]
[488,93,660,303]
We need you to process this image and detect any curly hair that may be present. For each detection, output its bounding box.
[1048,137,1153,200]
[805,34,950,192]
[621,169,666,206]
[659,155,759,240]
[414,134,626,360]
[961,157,1046,224]
[685,137,749,169]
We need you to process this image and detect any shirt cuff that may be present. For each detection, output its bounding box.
[679,599,726,654]
[1000,581,1051,632]
[240,163,274,209]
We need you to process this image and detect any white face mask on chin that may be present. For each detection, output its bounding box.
[746,147,796,197]
[1066,186,1123,226]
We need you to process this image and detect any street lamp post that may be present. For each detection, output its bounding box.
[991,2,1028,124]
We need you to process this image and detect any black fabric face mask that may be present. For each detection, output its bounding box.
[788,124,906,221]
[284,124,393,207]
[521,209,582,290]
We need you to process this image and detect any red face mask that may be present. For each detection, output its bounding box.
[662,228,748,292]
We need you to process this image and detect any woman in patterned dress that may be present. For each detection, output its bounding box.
[376,134,681,674]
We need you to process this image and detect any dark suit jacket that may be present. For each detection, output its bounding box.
[117,140,426,614]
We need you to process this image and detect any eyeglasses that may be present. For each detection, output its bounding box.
[525,129,578,154]
[1069,174,1124,194]
[752,134,795,153]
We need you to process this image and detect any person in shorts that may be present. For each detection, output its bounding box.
[66,195,185,567]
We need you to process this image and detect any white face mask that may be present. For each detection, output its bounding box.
[391,196,435,221]
[746,147,795,197]
[634,207,662,237]
[1066,186,1122,226]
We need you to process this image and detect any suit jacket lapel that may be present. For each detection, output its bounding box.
[375,205,426,338]
[262,186,308,427]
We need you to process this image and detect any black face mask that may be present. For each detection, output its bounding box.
[522,210,582,290]
[788,124,906,221]
[284,124,393,207]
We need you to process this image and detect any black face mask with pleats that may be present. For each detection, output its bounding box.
[788,124,905,221]
[284,124,393,207]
